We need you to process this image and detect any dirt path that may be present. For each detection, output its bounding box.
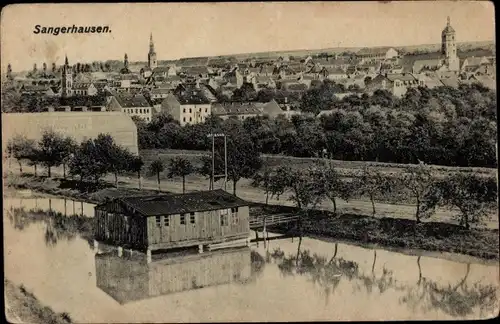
[5,162,498,229]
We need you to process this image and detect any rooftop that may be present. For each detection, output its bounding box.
[115,93,151,108]
[174,89,211,105]
[98,190,249,216]
[212,102,262,116]
[385,73,417,82]
[357,47,396,56]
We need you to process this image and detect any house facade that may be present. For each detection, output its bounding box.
[160,91,211,126]
[366,73,419,97]
[72,83,98,96]
[356,47,399,62]
[94,190,251,252]
[108,93,153,122]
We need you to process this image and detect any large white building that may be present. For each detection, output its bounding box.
[160,90,211,126]
[2,112,139,155]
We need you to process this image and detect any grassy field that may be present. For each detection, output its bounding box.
[140,149,497,176]
[4,158,499,229]
[138,149,498,207]
[4,279,72,324]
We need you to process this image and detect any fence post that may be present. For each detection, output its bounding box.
[263,217,267,249]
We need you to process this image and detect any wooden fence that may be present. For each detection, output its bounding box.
[249,213,299,229]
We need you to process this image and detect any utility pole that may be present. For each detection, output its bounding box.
[206,133,228,191]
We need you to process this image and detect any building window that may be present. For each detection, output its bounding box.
[180,213,186,225]
[231,207,239,213]
[189,108,192,113]
[190,212,195,224]
[156,216,161,227]
[164,216,170,227]
[205,108,208,113]
[189,117,192,122]
[220,214,228,226]
[183,108,186,113]
[183,117,186,122]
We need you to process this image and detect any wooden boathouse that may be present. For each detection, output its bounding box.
[94,190,250,254]
[95,247,252,304]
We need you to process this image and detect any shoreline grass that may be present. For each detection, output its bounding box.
[4,278,72,324]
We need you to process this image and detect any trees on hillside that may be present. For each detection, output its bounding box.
[251,167,274,205]
[61,137,78,179]
[400,164,438,223]
[310,161,350,214]
[90,134,136,187]
[149,159,165,191]
[128,156,145,189]
[200,124,262,195]
[65,134,138,188]
[133,85,496,168]
[37,130,76,177]
[6,135,37,174]
[167,157,194,193]
[68,138,109,184]
[426,173,497,230]
[351,167,393,216]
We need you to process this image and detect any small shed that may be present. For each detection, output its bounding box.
[94,190,250,251]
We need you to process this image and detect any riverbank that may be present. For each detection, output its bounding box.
[4,279,72,324]
[5,173,499,261]
[5,173,167,205]
[257,204,499,261]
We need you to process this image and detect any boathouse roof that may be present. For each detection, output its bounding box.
[96,190,249,216]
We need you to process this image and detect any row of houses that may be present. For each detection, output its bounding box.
[36,84,299,124]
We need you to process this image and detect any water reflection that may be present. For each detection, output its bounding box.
[5,206,94,248]
[3,197,95,218]
[265,246,499,318]
[95,247,257,304]
[3,194,499,321]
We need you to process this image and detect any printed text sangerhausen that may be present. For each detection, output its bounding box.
[33,25,111,35]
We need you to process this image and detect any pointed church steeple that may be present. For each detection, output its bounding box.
[148,33,157,69]
[65,55,69,66]
[149,33,155,54]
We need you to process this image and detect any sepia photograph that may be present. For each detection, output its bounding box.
[1,1,498,322]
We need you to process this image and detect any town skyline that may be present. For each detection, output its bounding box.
[1,2,495,72]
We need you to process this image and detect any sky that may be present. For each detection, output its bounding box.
[0,1,495,72]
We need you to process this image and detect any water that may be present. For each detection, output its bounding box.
[3,194,499,322]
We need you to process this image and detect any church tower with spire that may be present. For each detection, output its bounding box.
[148,33,157,69]
[61,55,73,97]
[124,53,129,70]
[441,16,459,72]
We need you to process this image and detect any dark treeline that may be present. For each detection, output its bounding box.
[135,83,497,168]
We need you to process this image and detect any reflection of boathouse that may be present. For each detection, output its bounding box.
[95,247,252,304]
[94,190,250,252]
